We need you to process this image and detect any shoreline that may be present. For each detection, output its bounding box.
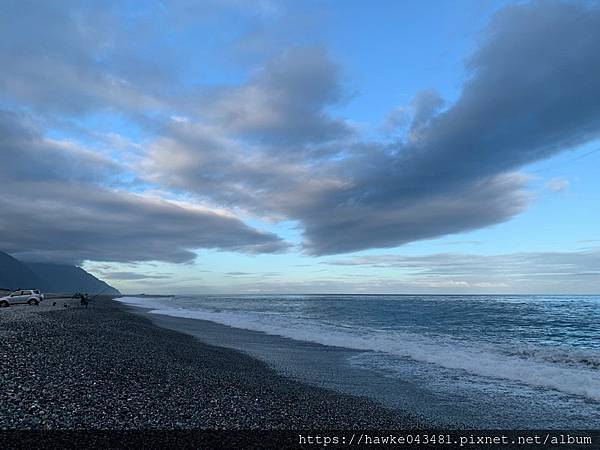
[0,297,427,429]
[126,302,463,428]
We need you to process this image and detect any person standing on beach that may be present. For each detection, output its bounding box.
[81,294,89,309]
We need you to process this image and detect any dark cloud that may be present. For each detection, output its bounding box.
[296,1,600,254]
[195,47,351,146]
[297,0,600,254]
[143,117,349,224]
[387,0,600,187]
[0,112,288,264]
[299,172,530,255]
[0,111,122,184]
[0,181,288,264]
[145,1,600,255]
[2,0,598,264]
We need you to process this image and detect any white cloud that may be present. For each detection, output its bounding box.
[546,177,570,192]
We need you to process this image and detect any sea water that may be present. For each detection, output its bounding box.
[118,294,600,428]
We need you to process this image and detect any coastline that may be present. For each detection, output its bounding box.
[0,297,427,430]
[128,303,464,428]
[120,296,600,430]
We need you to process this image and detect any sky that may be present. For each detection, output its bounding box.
[1,0,599,294]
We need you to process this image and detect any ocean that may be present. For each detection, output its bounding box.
[117,294,600,428]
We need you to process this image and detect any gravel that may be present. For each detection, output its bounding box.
[0,297,428,430]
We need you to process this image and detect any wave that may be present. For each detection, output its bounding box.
[117,296,600,401]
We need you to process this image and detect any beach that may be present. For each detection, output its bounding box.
[0,297,426,430]
[117,294,600,429]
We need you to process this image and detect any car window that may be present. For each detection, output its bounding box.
[33,290,40,294]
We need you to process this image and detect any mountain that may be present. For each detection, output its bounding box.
[27,263,121,295]
[0,250,120,295]
[0,251,46,291]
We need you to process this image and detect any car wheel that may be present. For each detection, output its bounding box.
[28,298,39,306]
[0,301,9,307]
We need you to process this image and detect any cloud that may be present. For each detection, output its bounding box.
[0,112,288,264]
[407,89,445,141]
[97,272,172,280]
[2,0,599,265]
[323,248,600,293]
[546,177,570,192]
[300,172,531,255]
[142,117,350,221]
[381,107,410,135]
[381,89,444,138]
[0,182,288,265]
[142,1,600,256]
[0,1,170,116]
[225,271,281,277]
[301,0,600,254]
[0,111,122,184]
[324,250,600,275]
[194,47,351,146]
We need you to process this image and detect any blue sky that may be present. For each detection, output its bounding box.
[1,0,599,294]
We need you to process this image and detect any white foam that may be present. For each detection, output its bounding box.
[117,296,600,401]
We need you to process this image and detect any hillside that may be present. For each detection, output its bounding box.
[0,251,46,291]
[0,251,120,295]
[27,263,121,295]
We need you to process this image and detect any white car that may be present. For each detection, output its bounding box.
[0,289,44,307]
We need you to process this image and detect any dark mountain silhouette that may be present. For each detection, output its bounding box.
[0,251,46,291]
[0,250,120,295]
[27,263,120,295]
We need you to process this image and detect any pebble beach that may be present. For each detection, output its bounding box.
[0,297,426,430]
